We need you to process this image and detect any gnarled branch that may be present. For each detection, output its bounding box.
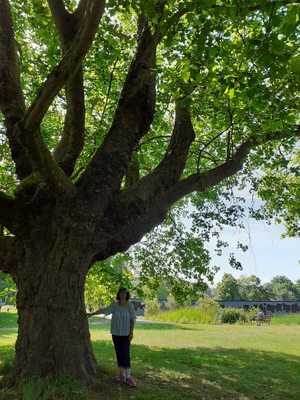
[76,13,162,208]
[0,0,25,125]
[11,0,105,197]
[48,0,86,176]
[93,126,300,259]
[24,0,105,131]
[0,0,29,179]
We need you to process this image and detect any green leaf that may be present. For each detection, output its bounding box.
[228,88,235,99]
[181,70,190,83]
[287,7,299,25]
[290,58,300,73]
[196,72,206,82]
[107,36,118,47]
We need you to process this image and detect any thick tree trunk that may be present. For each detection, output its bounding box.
[11,239,99,383]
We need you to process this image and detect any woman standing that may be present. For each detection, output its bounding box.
[87,287,136,386]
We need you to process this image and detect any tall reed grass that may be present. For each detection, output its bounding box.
[271,313,300,325]
[147,306,220,324]
[147,307,300,325]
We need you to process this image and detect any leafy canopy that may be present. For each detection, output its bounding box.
[1,0,300,301]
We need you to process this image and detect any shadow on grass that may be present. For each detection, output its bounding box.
[0,313,18,329]
[1,325,300,400]
[91,341,300,400]
[0,345,15,378]
[91,321,198,331]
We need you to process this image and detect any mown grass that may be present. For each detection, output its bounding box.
[0,312,18,329]
[0,312,106,329]
[1,313,300,400]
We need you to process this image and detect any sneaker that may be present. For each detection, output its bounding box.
[115,373,125,381]
[126,376,136,387]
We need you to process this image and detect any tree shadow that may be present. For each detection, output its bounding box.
[92,341,300,399]
[90,321,197,331]
[0,313,18,329]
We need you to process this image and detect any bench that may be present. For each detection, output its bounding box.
[249,315,271,325]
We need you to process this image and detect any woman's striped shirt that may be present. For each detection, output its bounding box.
[103,301,136,336]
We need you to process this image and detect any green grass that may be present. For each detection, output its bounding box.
[147,306,219,324]
[90,323,300,400]
[271,313,300,325]
[1,314,300,400]
[148,307,300,326]
[0,312,18,329]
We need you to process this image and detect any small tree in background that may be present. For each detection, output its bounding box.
[144,296,161,319]
[196,293,220,311]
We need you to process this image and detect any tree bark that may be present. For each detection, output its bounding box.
[11,232,99,383]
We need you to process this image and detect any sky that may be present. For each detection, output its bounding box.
[206,219,299,286]
[182,184,300,287]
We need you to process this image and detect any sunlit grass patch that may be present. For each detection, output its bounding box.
[0,331,17,347]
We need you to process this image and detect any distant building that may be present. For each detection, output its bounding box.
[217,300,300,315]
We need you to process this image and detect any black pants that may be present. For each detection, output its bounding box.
[112,335,131,370]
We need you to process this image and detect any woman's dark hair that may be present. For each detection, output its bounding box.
[116,287,131,301]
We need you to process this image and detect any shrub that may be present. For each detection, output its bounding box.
[165,296,179,311]
[217,307,247,324]
[196,294,220,311]
[144,296,161,319]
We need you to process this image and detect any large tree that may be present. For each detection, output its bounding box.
[1,0,300,384]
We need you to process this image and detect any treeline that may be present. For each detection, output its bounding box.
[212,273,300,302]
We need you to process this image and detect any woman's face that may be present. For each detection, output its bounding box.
[119,290,127,300]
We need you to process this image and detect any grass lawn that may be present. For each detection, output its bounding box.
[0,312,18,329]
[1,314,300,399]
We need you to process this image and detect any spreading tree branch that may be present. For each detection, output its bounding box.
[24,0,105,131]
[73,0,89,19]
[48,0,87,176]
[0,0,31,179]
[52,67,85,177]
[0,0,25,125]
[93,126,300,259]
[117,105,195,213]
[75,12,162,209]
[11,0,105,198]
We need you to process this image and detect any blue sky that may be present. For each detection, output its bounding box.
[184,184,300,286]
[207,215,300,286]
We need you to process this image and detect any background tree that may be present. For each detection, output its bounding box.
[265,275,299,301]
[213,273,242,301]
[294,279,300,299]
[1,0,300,384]
[238,274,269,301]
